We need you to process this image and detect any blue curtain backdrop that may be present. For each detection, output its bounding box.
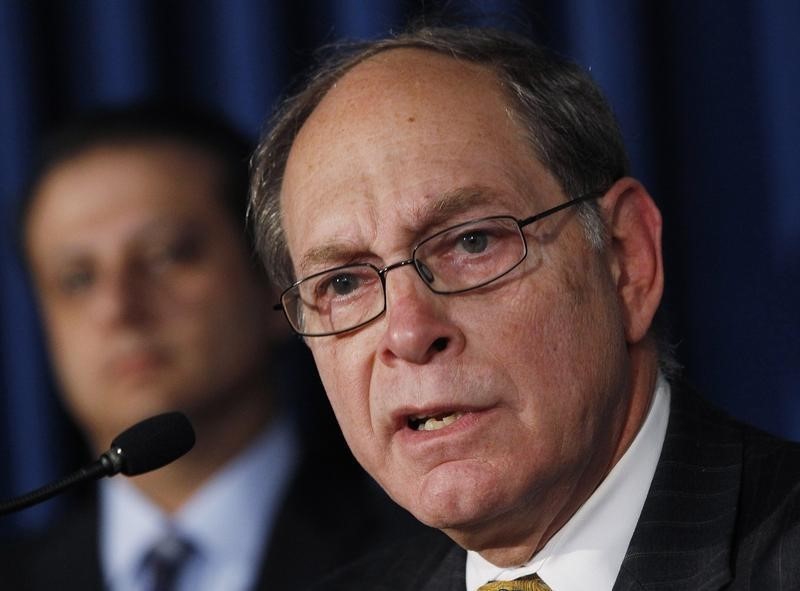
[1,1,798,536]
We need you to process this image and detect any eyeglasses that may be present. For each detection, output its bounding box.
[276,192,601,337]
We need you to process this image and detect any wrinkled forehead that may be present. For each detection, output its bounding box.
[279,49,547,263]
[292,48,515,159]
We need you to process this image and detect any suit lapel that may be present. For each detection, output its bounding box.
[252,430,427,589]
[416,542,466,591]
[614,382,739,590]
[378,530,466,591]
[14,492,105,590]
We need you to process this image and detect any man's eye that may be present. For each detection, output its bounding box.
[58,269,94,295]
[329,273,360,296]
[147,235,204,271]
[458,230,489,254]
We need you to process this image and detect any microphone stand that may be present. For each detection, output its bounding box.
[0,449,124,517]
[0,412,193,517]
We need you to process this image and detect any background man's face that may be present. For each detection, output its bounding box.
[26,142,278,450]
[280,50,636,552]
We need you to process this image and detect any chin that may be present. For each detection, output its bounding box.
[399,460,511,531]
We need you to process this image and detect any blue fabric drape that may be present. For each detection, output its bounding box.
[2,0,798,537]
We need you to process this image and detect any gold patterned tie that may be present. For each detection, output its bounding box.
[477,573,552,591]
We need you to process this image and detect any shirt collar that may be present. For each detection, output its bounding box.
[100,414,299,590]
[467,374,671,591]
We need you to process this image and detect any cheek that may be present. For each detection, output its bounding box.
[42,318,106,426]
[194,283,272,365]
[164,265,254,332]
[484,256,625,417]
[159,270,218,314]
[42,307,97,381]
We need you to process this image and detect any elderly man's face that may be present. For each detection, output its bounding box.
[281,50,643,558]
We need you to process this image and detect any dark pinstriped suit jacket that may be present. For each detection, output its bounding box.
[311,382,800,590]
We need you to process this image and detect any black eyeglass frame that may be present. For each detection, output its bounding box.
[274,191,603,337]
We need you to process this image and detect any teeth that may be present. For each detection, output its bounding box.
[414,412,463,431]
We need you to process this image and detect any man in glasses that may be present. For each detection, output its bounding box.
[249,27,800,589]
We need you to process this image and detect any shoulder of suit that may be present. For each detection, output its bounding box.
[307,528,456,590]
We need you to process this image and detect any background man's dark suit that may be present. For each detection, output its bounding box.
[1,365,423,590]
[3,456,413,590]
[310,383,800,590]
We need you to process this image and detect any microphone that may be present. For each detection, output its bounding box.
[0,411,195,516]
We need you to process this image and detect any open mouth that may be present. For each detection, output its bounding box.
[407,411,464,432]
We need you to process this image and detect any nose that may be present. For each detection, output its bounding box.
[92,263,151,327]
[377,264,465,367]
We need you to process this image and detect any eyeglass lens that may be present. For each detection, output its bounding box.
[286,216,527,335]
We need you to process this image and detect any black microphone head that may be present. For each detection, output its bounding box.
[109,412,195,476]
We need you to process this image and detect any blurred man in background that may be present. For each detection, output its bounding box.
[3,104,419,590]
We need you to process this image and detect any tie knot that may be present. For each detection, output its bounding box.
[150,536,193,562]
[145,535,195,591]
[477,573,552,591]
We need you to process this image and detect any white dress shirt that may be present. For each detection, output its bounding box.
[99,414,299,591]
[467,374,671,591]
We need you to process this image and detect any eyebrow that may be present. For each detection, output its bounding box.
[299,243,367,274]
[412,185,499,235]
[297,184,502,274]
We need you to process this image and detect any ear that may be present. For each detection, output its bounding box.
[600,177,664,345]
